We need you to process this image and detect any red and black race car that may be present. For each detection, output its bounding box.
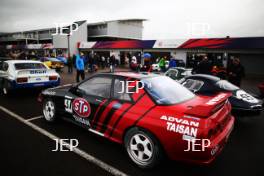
[39,72,234,169]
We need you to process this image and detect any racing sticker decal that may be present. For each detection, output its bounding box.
[206,93,226,105]
[160,115,200,138]
[73,98,91,118]
[236,90,259,103]
[64,99,72,113]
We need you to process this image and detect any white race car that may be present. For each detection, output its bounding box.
[0,60,60,94]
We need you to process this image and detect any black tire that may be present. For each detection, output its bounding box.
[42,99,57,122]
[124,127,164,169]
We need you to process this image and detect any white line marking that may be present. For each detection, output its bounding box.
[26,115,43,122]
[0,106,128,176]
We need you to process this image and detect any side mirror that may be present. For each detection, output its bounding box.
[69,85,78,94]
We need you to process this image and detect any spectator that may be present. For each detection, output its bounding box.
[169,57,177,68]
[159,57,166,72]
[101,56,106,69]
[110,54,116,72]
[67,56,73,74]
[88,53,94,73]
[75,54,85,82]
[228,58,245,87]
[196,56,212,74]
[72,54,76,68]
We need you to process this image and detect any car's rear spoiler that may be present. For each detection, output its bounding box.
[185,92,231,118]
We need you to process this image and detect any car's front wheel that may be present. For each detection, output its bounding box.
[124,128,163,169]
[43,99,57,122]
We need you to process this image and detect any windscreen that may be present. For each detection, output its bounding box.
[14,63,46,70]
[142,76,195,105]
[216,80,239,91]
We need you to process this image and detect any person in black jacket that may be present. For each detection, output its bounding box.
[196,56,212,75]
[109,54,116,72]
[228,58,245,87]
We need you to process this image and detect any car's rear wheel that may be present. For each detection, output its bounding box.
[43,99,56,122]
[124,128,163,169]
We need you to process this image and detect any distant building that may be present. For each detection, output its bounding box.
[0,19,146,56]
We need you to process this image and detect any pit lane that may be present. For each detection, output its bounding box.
[0,68,263,176]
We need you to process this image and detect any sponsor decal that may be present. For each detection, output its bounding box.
[73,115,90,126]
[160,115,199,137]
[64,99,72,113]
[206,93,226,105]
[30,70,47,74]
[43,90,56,96]
[73,98,91,118]
[236,90,259,103]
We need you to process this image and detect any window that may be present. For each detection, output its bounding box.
[1,62,9,71]
[14,63,46,70]
[216,80,239,91]
[113,79,132,101]
[182,79,204,92]
[78,77,112,98]
[165,69,178,80]
[142,76,195,105]
[0,62,3,71]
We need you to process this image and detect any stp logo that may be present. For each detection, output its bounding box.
[73,98,91,118]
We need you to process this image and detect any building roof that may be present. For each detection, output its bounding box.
[87,19,147,26]
[179,37,264,49]
[78,37,264,50]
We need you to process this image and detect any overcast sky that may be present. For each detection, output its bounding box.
[0,0,263,39]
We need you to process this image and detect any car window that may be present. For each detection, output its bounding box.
[78,77,112,98]
[0,61,3,71]
[1,62,9,71]
[182,79,204,92]
[142,76,195,105]
[14,63,46,70]
[165,69,178,80]
[113,79,132,101]
[216,80,239,91]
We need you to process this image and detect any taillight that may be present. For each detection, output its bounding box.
[17,77,28,83]
[49,76,58,81]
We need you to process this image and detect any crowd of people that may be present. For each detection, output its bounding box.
[193,56,245,87]
[1,50,246,87]
[68,52,120,82]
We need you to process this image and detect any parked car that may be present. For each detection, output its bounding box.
[165,67,192,80]
[39,72,234,169]
[0,60,60,95]
[179,74,263,113]
[56,56,68,64]
[41,57,64,71]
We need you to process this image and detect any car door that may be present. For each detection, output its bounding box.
[64,75,113,130]
[97,77,135,135]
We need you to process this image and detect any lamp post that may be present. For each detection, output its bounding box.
[67,34,70,59]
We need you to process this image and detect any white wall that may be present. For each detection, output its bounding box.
[107,21,143,39]
[52,21,88,56]
[173,51,187,63]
